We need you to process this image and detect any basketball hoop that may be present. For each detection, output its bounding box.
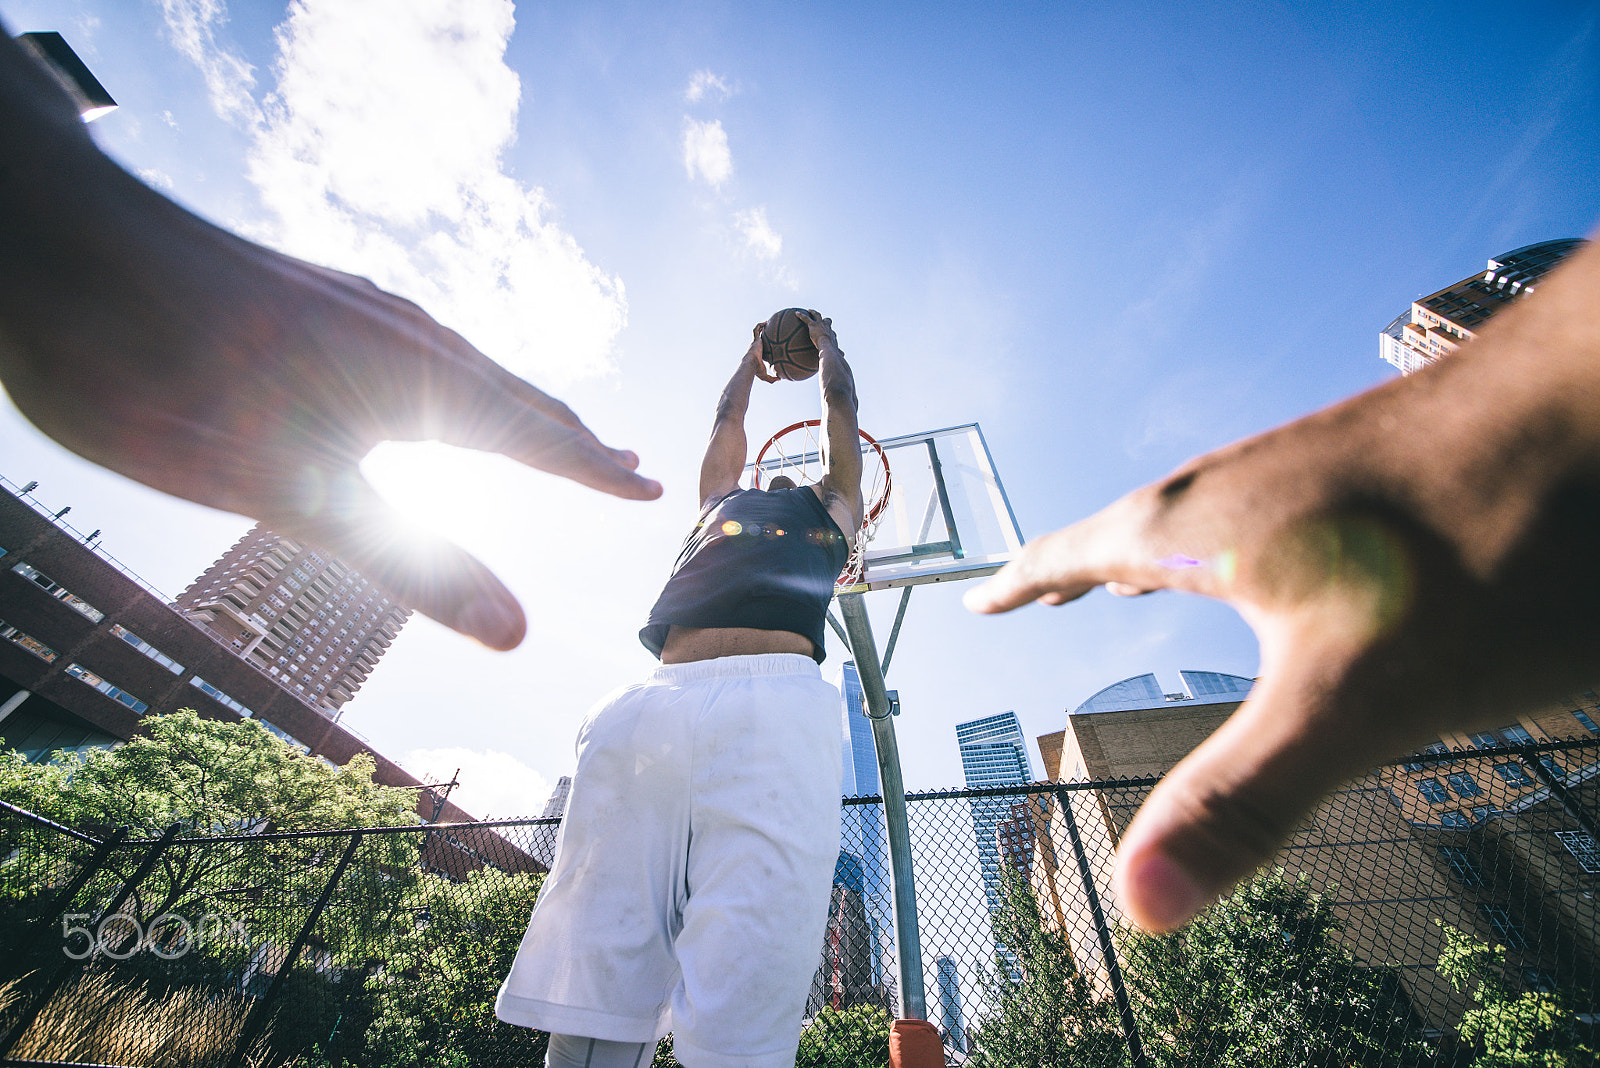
[753,420,892,590]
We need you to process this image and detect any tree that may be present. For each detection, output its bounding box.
[795,1003,893,1068]
[967,862,1126,1068]
[0,710,419,969]
[358,865,549,1067]
[1435,922,1596,1068]
[1120,869,1425,1068]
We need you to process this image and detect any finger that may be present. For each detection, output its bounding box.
[1109,644,1377,931]
[268,477,528,650]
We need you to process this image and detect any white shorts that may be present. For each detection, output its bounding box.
[496,654,843,1068]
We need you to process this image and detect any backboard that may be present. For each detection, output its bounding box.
[748,422,1023,594]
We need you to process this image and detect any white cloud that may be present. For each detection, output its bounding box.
[682,117,732,188]
[161,109,180,129]
[163,0,626,385]
[158,0,260,124]
[137,167,176,190]
[735,207,782,259]
[685,69,730,103]
[404,746,553,820]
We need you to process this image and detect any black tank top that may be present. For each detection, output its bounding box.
[640,486,850,662]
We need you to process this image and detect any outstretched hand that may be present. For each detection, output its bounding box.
[0,29,660,650]
[746,322,779,383]
[966,228,1600,931]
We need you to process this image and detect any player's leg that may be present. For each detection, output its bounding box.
[668,656,844,1068]
[545,1034,653,1068]
[496,677,693,1042]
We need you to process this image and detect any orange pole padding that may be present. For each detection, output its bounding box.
[888,1018,944,1068]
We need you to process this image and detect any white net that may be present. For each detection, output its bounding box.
[753,421,891,591]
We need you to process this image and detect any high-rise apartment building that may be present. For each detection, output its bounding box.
[956,710,1035,916]
[175,525,409,716]
[0,482,478,829]
[1378,238,1585,374]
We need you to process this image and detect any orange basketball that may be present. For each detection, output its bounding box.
[761,308,820,381]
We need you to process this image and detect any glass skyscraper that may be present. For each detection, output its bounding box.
[956,710,1034,916]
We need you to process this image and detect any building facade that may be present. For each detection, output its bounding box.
[1031,668,1599,1031]
[956,710,1035,919]
[174,525,409,716]
[1378,238,1585,374]
[0,481,476,829]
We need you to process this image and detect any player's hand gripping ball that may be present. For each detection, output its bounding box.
[761,308,821,381]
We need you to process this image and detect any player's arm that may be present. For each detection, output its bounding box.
[0,25,659,652]
[698,324,776,507]
[966,224,1600,933]
[804,312,864,535]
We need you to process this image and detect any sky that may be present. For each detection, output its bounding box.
[2,0,1598,819]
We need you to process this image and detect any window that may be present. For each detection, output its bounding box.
[1471,805,1498,822]
[1438,845,1485,887]
[64,663,147,713]
[1494,763,1533,786]
[1573,709,1600,733]
[1477,905,1529,949]
[1555,831,1600,874]
[258,719,308,753]
[1500,724,1535,745]
[10,563,104,622]
[109,624,183,674]
[1416,779,1450,804]
[0,618,57,662]
[188,676,254,719]
[1539,755,1565,779]
[1447,772,1483,798]
[1440,810,1471,828]
[1469,731,1498,749]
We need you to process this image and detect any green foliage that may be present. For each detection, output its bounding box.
[796,1003,893,1068]
[967,862,1126,1068]
[1120,869,1425,1068]
[0,709,419,959]
[1436,923,1596,1068]
[358,865,548,1068]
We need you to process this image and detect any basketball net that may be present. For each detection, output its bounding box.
[754,420,892,591]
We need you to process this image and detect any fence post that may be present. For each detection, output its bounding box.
[17,825,129,954]
[0,821,183,1060]
[226,831,365,1068]
[1054,786,1150,1068]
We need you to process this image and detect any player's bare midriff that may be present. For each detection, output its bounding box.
[659,625,814,663]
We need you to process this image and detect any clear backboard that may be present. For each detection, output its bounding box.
[749,422,1023,594]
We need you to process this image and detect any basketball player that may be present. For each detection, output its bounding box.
[496,312,862,1068]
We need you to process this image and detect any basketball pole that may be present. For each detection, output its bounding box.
[837,591,927,1022]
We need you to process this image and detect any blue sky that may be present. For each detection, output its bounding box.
[2,0,1597,816]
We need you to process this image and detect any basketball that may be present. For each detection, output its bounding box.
[761,308,821,381]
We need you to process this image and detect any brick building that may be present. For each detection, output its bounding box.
[1030,669,1599,1031]
[0,481,477,831]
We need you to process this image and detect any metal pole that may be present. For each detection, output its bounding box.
[226,831,365,1068]
[838,592,926,1020]
[1055,788,1150,1068]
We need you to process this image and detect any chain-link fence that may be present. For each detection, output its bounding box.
[3,736,1596,1067]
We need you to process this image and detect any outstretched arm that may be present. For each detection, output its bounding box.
[803,311,863,535]
[697,324,776,508]
[0,24,660,651]
[967,226,1600,932]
